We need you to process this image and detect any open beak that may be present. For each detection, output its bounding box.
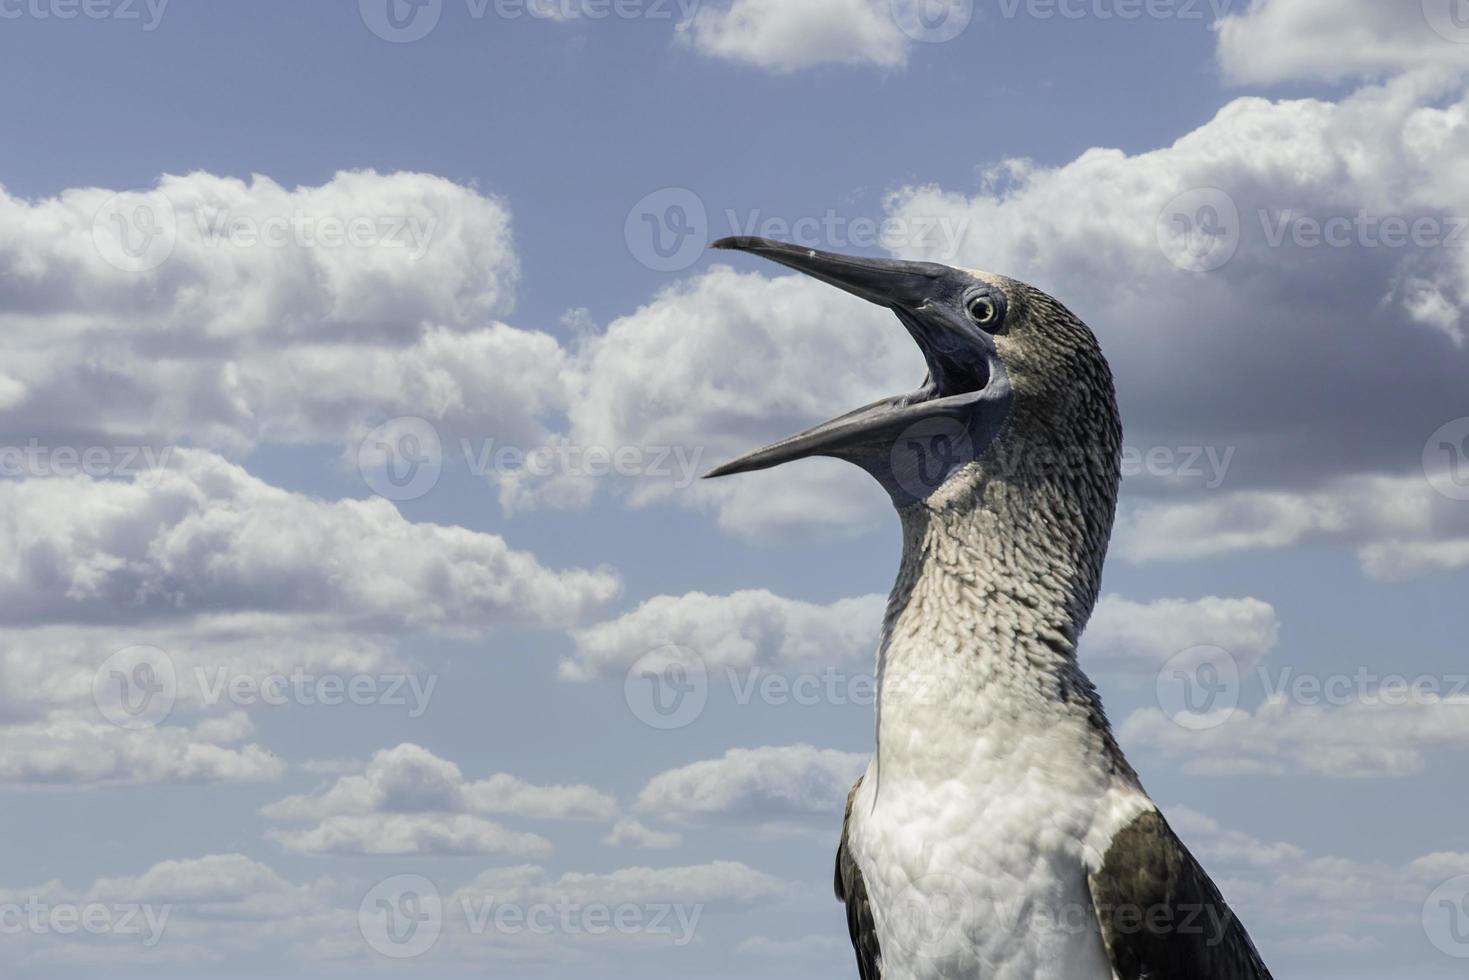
[703,237,1010,485]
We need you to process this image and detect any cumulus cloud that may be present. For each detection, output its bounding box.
[551,266,917,538]
[1084,594,1280,671]
[261,743,616,821]
[637,745,867,828]
[0,450,618,630]
[1167,805,1469,962]
[565,589,885,679]
[0,712,282,786]
[889,74,1469,496]
[0,170,545,453]
[1216,0,1469,85]
[268,814,552,857]
[603,818,684,850]
[1123,693,1469,778]
[452,860,789,908]
[681,0,911,72]
[1115,474,1469,579]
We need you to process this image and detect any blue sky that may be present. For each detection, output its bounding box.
[2,1,1469,977]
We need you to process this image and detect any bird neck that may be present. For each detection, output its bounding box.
[871,454,1122,777]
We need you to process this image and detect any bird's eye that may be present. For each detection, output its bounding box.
[967,296,998,327]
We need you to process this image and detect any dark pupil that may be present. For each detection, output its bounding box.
[970,299,993,322]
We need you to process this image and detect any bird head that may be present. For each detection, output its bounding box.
[704,237,1122,517]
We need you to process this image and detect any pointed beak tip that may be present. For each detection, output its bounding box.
[708,236,760,253]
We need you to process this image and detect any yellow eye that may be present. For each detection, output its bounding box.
[967,297,997,326]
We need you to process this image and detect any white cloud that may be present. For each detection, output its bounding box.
[637,745,867,826]
[682,0,910,72]
[1084,594,1280,670]
[889,74,1469,498]
[603,818,684,850]
[566,589,884,679]
[1167,804,1469,957]
[267,813,552,857]
[0,712,282,786]
[262,743,616,830]
[453,860,789,908]
[1123,693,1469,778]
[0,450,618,630]
[554,266,917,539]
[1216,0,1469,85]
[0,170,545,453]
[1115,474,1469,579]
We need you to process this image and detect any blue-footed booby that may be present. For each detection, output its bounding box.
[705,238,1272,980]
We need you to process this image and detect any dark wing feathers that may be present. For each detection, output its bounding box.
[1089,809,1273,980]
[835,778,882,980]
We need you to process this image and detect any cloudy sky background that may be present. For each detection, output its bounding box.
[2,1,1469,977]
